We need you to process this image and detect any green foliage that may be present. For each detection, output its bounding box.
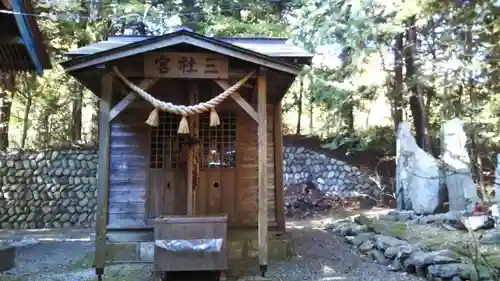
[0,0,498,159]
[324,125,396,154]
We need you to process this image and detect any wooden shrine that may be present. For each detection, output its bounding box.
[61,28,312,280]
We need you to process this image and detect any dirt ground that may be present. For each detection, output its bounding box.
[0,209,424,281]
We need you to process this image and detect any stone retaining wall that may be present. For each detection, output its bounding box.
[0,149,97,229]
[283,146,375,198]
[0,143,376,229]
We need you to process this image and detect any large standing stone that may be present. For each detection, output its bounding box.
[396,122,413,210]
[397,122,440,214]
[494,153,500,219]
[442,118,478,212]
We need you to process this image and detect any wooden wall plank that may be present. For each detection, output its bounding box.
[148,170,175,218]
[196,171,207,215]
[107,213,146,228]
[222,169,236,224]
[109,202,145,214]
[208,171,222,214]
[234,104,277,228]
[174,168,187,215]
[108,104,149,228]
[108,190,146,203]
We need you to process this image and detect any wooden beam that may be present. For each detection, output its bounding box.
[95,73,113,278]
[273,102,285,233]
[0,36,23,45]
[108,78,158,122]
[69,66,257,80]
[1,0,11,9]
[214,80,259,123]
[257,67,268,276]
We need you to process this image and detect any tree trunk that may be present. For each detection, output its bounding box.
[0,93,12,150]
[91,97,99,146]
[405,16,431,152]
[0,72,14,150]
[296,74,303,135]
[344,103,354,132]
[393,33,404,132]
[70,82,83,143]
[20,95,32,149]
[37,107,51,148]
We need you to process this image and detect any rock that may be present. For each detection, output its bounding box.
[404,250,458,267]
[60,213,70,222]
[428,263,489,280]
[387,259,403,272]
[76,190,85,199]
[461,215,494,231]
[355,215,407,238]
[351,224,368,235]
[345,236,356,245]
[415,265,426,278]
[384,244,417,259]
[78,213,87,223]
[79,197,89,207]
[369,249,387,264]
[396,211,414,222]
[442,118,479,211]
[351,233,373,246]
[35,152,45,162]
[397,122,440,214]
[374,235,407,251]
[480,228,500,245]
[359,240,375,253]
[338,224,355,237]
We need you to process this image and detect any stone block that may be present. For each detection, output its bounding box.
[105,243,138,262]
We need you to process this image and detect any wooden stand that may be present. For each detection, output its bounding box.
[0,244,15,272]
[153,215,228,280]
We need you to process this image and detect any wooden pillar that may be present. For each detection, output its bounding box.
[187,81,199,216]
[273,101,285,232]
[95,73,112,280]
[257,67,268,276]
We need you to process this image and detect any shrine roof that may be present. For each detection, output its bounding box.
[66,35,313,58]
[61,28,312,75]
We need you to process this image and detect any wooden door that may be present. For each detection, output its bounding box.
[196,113,237,223]
[148,112,188,221]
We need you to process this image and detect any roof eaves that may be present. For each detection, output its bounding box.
[61,30,304,74]
[10,0,43,74]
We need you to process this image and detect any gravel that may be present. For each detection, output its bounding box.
[260,217,425,281]
[0,217,425,281]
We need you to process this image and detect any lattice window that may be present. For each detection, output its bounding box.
[150,112,183,169]
[200,113,236,168]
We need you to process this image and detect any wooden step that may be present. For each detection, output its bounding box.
[0,244,15,271]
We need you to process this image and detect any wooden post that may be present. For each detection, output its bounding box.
[95,73,112,280]
[187,81,199,216]
[273,102,285,232]
[257,67,268,276]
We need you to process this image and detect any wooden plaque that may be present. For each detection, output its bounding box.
[144,52,229,79]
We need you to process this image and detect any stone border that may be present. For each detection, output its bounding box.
[328,216,493,281]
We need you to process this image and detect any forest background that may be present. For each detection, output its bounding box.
[0,0,499,190]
